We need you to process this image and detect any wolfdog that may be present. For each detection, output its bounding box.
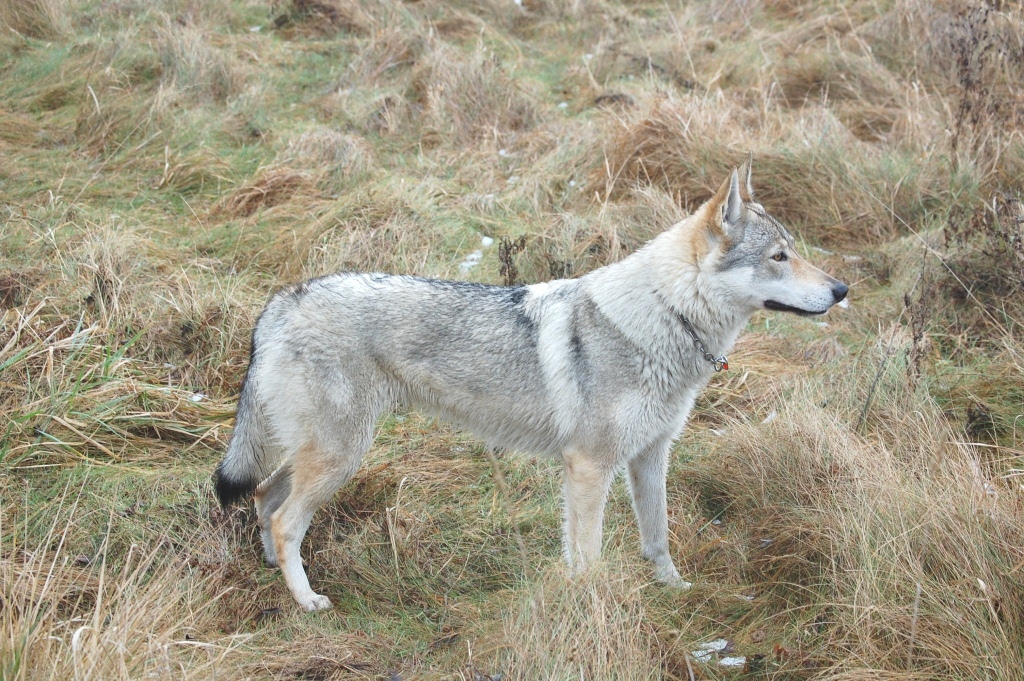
[214,160,848,611]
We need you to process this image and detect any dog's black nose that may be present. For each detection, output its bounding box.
[832,282,849,303]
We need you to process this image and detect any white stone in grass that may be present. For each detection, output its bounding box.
[481,236,494,248]
[459,250,483,273]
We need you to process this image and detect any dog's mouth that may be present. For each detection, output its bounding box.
[763,299,826,317]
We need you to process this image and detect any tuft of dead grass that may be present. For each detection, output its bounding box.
[216,165,315,217]
[74,85,154,154]
[0,0,65,40]
[156,146,232,194]
[776,50,907,142]
[273,0,373,36]
[0,305,231,468]
[156,19,242,104]
[343,22,427,88]
[409,40,541,144]
[498,568,669,679]
[0,107,42,145]
[74,221,153,323]
[278,127,375,186]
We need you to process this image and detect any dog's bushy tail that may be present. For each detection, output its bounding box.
[213,348,275,507]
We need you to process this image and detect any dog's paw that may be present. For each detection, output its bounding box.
[298,593,333,612]
[654,564,692,590]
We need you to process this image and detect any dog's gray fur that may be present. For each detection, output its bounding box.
[215,161,848,611]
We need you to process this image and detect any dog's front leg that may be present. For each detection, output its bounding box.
[561,450,614,574]
[627,440,691,588]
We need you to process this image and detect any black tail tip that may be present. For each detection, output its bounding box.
[213,466,256,508]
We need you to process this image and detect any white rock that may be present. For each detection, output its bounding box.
[459,250,484,273]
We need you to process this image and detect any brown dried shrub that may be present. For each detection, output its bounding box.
[216,166,315,217]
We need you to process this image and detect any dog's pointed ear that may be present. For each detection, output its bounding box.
[706,168,745,245]
[738,152,754,202]
[724,169,743,227]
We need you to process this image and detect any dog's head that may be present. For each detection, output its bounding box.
[696,157,848,316]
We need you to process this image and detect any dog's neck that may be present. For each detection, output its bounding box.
[583,221,753,373]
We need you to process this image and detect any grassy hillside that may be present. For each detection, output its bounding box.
[2,0,1023,678]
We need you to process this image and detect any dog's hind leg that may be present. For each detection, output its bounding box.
[254,462,292,567]
[627,439,691,588]
[561,449,615,574]
[265,370,382,612]
[270,428,371,612]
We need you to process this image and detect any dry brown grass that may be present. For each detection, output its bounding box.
[591,95,938,246]
[498,568,669,679]
[3,0,1023,677]
[686,365,1024,677]
[0,485,245,681]
[216,165,315,217]
[273,0,373,36]
[156,19,242,103]
[278,127,375,187]
[0,0,65,40]
[410,40,541,144]
[0,107,42,145]
[156,146,232,194]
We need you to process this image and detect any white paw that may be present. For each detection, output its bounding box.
[298,593,333,612]
[654,564,692,590]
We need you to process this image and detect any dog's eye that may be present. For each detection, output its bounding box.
[771,252,787,262]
